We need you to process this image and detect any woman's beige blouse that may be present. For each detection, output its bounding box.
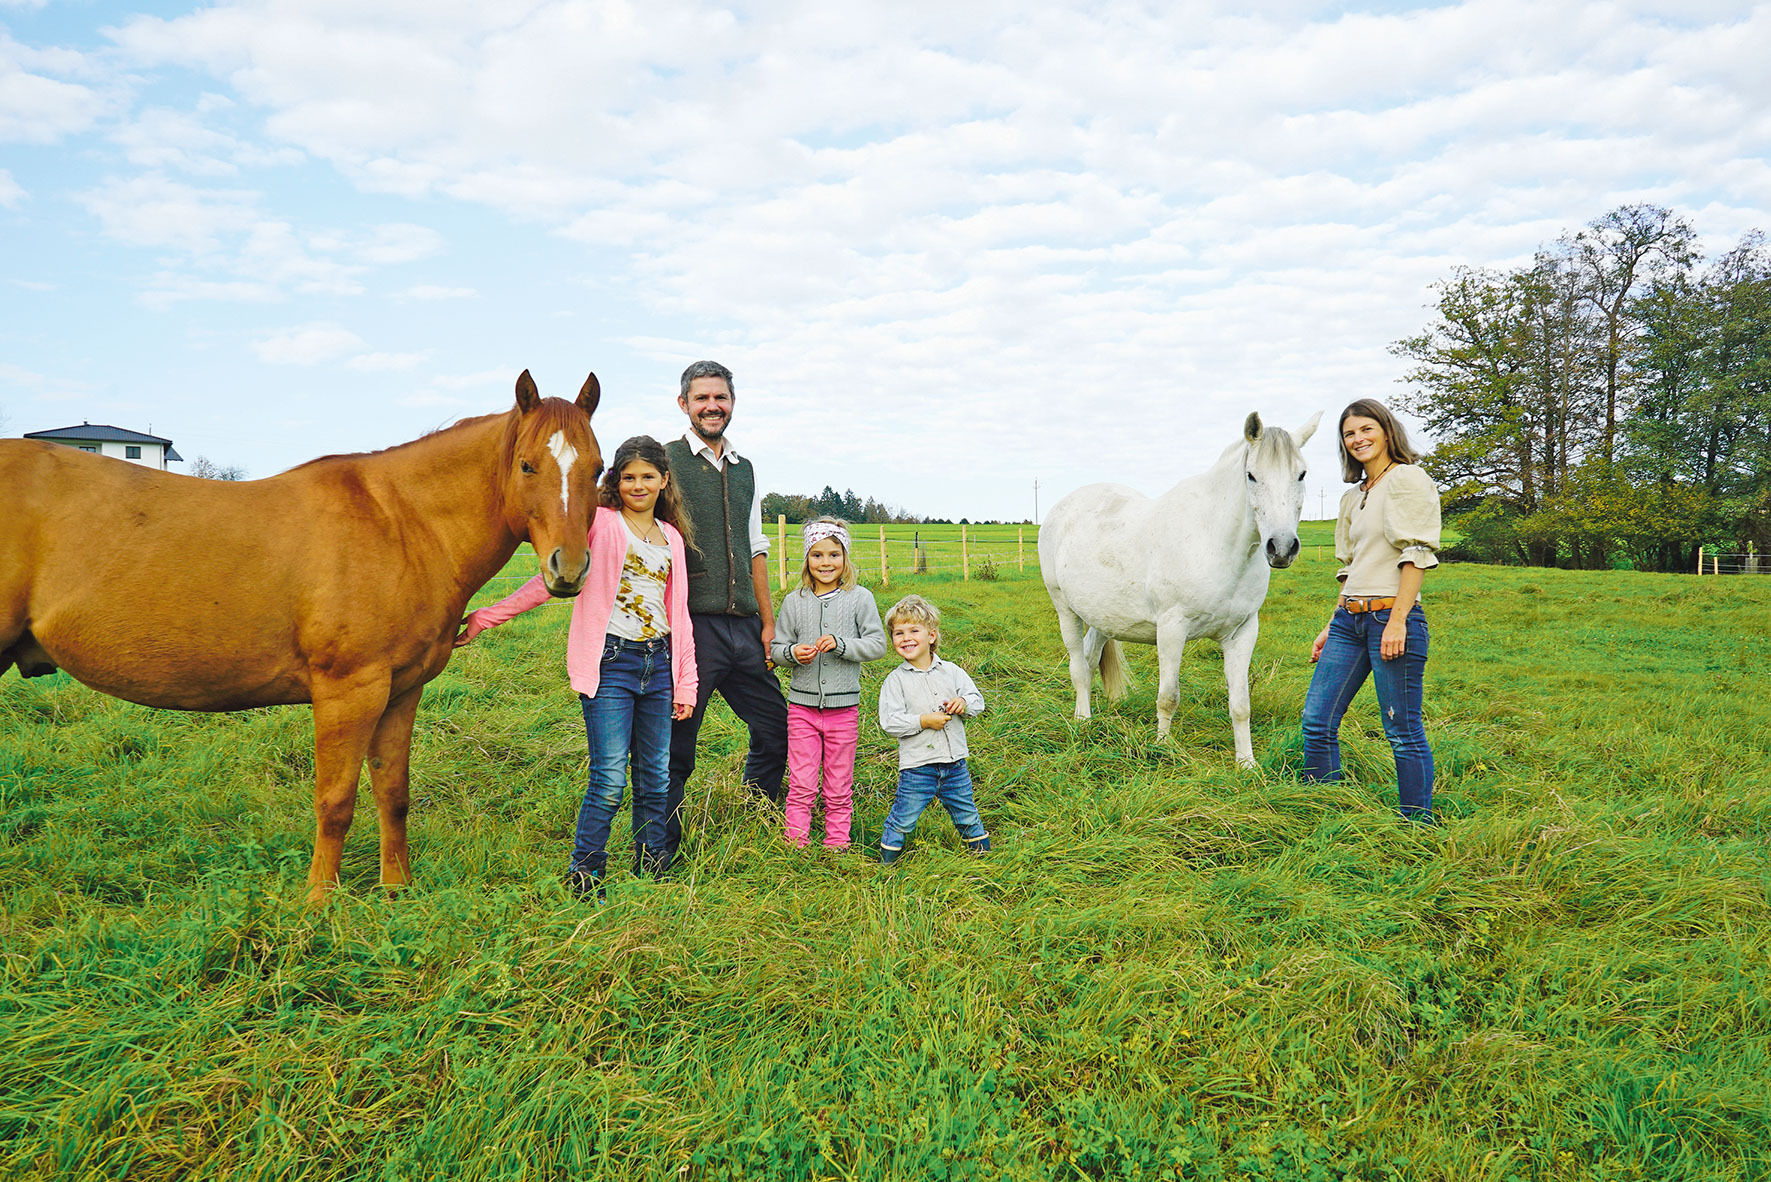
[1335,463,1441,598]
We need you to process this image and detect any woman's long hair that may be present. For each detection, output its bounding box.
[598,435,697,556]
[1337,398,1421,483]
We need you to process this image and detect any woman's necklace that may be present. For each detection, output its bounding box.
[623,510,663,545]
[1358,461,1395,510]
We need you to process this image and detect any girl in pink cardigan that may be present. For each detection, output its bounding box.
[457,435,698,899]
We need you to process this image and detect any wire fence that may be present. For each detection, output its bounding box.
[1694,548,1769,575]
[469,523,1046,607]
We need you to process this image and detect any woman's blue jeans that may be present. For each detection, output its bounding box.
[576,635,673,876]
[1300,605,1434,821]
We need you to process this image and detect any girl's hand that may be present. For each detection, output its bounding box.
[672,702,694,721]
[454,612,486,648]
[1309,624,1330,662]
[792,643,818,663]
[813,634,839,653]
[942,697,967,717]
[1380,615,1408,661]
[921,712,950,730]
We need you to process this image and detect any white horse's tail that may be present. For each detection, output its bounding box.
[1098,636,1131,702]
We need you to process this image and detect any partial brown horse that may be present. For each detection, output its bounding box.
[0,370,601,902]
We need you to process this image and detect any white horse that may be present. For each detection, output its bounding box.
[1039,411,1321,766]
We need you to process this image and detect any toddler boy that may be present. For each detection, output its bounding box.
[876,594,990,863]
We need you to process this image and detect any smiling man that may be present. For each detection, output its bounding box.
[661,360,789,869]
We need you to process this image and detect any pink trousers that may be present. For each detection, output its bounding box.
[785,703,858,848]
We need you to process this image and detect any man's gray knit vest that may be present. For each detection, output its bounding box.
[666,438,759,617]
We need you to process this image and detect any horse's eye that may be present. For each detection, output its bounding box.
[520,461,536,475]
[1246,472,1255,482]
[1298,472,1307,482]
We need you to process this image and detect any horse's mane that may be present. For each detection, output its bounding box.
[280,399,590,476]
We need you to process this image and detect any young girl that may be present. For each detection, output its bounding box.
[1299,399,1441,822]
[769,517,888,848]
[456,435,698,895]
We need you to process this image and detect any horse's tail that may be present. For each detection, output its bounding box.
[1098,635,1130,702]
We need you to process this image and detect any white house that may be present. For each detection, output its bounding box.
[23,423,184,470]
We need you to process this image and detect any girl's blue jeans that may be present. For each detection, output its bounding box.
[577,635,673,876]
[881,759,987,851]
[1300,605,1434,821]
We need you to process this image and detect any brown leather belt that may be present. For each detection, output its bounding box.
[1340,595,1396,614]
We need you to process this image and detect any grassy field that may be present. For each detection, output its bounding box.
[3,523,1770,1180]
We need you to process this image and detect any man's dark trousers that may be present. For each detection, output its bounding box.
[659,612,788,871]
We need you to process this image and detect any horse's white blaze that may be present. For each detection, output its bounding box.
[546,431,578,512]
[1039,410,1321,766]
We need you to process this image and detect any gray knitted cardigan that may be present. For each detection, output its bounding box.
[769,585,889,708]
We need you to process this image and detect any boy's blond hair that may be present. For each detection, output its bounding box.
[885,594,940,651]
[799,515,858,591]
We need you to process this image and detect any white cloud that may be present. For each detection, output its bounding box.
[347,351,426,372]
[0,30,107,142]
[253,323,366,365]
[0,167,22,207]
[399,283,475,300]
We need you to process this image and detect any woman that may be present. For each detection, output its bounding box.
[1300,399,1441,822]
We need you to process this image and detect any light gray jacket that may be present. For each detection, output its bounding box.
[878,657,986,769]
[770,585,888,708]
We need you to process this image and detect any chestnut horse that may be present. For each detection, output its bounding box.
[0,371,602,902]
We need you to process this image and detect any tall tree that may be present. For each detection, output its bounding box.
[1569,204,1698,464]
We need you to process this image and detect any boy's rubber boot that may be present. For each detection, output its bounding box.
[965,835,991,855]
[879,845,902,865]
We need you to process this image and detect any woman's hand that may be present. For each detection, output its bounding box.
[1309,624,1331,662]
[1379,615,1408,661]
[672,702,694,721]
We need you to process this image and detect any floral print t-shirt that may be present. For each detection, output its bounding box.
[607,527,672,641]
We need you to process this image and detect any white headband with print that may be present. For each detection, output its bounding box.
[802,521,850,552]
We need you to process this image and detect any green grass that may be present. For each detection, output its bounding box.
[3,541,1769,1180]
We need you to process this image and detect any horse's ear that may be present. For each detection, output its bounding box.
[576,373,601,417]
[515,370,540,412]
[1295,410,1322,447]
[1244,412,1263,442]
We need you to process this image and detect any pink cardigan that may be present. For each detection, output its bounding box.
[464,507,698,708]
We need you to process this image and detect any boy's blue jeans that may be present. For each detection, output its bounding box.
[881,759,987,851]
[1300,604,1433,821]
[577,635,673,876]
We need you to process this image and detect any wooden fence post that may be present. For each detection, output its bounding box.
[1713,554,1720,575]
[777,515,787,591]
[879,525,889,588]
[1696,545,1702,575]
[961,524,970,580]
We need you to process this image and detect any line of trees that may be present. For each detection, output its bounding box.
[1393,204,1770,571]
[761,486,924,525]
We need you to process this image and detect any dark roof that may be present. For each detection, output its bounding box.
[25,423,175,446]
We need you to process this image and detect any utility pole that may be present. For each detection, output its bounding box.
[1318,489,1325,521]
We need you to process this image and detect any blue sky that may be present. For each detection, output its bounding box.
[3,0,1768,522]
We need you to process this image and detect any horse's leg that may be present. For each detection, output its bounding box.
[1051,595,1094,720]
[1154,615,1191,740]
[306,673,391,904]
[366,684,423,891]
[1221,614,1261,769]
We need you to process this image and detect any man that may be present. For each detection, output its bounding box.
[660,359,789,870]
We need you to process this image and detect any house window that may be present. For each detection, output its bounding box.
[79,446,98,453]
[126,445,142,459]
